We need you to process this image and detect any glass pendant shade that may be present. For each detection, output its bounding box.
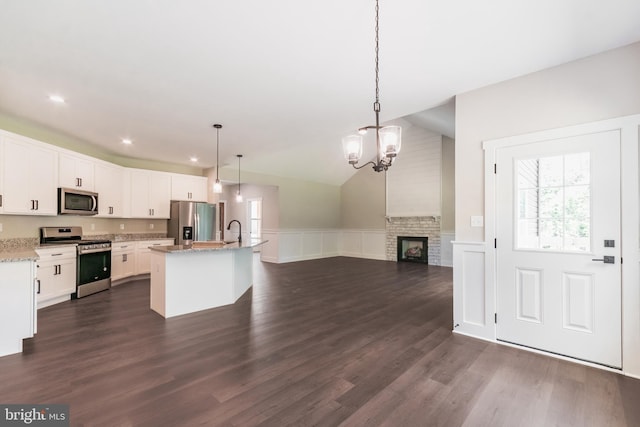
[342,135,363,164]
[379,125,402,158]
[213,178,222,193]
[236,190,243,203]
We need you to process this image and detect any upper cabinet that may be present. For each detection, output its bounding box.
[94,162,127,217]
[130,169,171,218]
[1,133,58,215]
[170,174,207,202]
[0,129,207,219]
[59,152,95,191]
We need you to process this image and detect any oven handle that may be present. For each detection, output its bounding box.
[91,195,98,212]
[78,248,112,255]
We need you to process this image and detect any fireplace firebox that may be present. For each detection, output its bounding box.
[397,236,428,264]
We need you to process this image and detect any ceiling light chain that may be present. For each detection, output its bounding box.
[342,0,401,173]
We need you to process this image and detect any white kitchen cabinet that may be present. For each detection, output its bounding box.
[94,162,126,217]
[0,260,36,357]
[111,242,137,282]
[135,239,174,275]
[1,133,58,215]
[171,174,208,202]
[59,152,95,190]
[130,169,171,218]
[35,246,77,308]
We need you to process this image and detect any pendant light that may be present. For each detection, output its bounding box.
[212,124,223,193]
[236,154,243,203]
[342,0,401,172]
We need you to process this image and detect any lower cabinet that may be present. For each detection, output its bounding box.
[135,240,174,275]
[0,260,36,357]
[112,239,174,283]
[111,243,136,282]
[35,246,77,309]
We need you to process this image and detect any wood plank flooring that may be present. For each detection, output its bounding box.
[0,256,639,426]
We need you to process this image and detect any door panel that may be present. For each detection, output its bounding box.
[496,130,621,368]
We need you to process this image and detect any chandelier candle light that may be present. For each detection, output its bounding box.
[236,154,243,203]
[213,124,223,193]
[342,0,401,172]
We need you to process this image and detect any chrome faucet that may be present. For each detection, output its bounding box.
[227,220,242,244]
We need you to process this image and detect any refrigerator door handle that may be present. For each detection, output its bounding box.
[194,213,199,241]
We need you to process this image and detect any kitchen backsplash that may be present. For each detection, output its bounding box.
[0,233,170,251]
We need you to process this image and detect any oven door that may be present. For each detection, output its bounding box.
[77,250,111,286]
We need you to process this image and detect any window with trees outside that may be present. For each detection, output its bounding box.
[516,152,591,252]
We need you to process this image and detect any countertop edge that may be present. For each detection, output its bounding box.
[150,240,268,254]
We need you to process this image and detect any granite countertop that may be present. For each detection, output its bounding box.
[151,240,267,254]
[0,234,174,263]
[0,248,39,262]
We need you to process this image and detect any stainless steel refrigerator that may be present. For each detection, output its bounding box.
[168,201,217,245]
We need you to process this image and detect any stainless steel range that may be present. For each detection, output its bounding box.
[40,226,112,298]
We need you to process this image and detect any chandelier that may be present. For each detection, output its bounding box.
[342,0,401,172]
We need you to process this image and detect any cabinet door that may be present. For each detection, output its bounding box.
[150,172,171,218]
[95,162,124,217]
[29,145,59,215]
[36,258,76,308]
[59,153,94,190]
[171,174,207,202]
[130,170,151,218]
[112,250,136,281]
[2,136,58,215]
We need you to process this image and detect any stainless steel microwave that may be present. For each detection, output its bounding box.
[58,188,98,215]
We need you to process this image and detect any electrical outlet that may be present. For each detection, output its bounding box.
[0,223,3,232]
[90,223,95,230]
[149,223,154,229]
[120,224,125,230]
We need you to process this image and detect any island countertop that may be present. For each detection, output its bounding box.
[150,240,266,254]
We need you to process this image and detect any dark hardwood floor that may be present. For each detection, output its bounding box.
[1,256,639,426]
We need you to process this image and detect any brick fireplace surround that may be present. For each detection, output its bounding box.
[385,216,441,265]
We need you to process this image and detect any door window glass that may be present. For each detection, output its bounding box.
[516,152,590,251]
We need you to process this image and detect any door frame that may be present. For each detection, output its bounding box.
[483,114,640,375]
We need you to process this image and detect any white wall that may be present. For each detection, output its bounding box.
[386,123,442,217]
[455,41,640,241]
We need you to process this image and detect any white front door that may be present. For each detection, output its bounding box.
[496,130,621,368]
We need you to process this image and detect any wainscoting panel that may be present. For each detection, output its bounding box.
[452,241,495,341]
[342,230,387,261]
[261,229,386,263]
[441,231,455,267]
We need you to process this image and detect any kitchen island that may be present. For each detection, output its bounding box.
[149,240,266,318]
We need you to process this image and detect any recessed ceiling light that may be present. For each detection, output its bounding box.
[49,95,65,104]
[122,138,132,145]
[190,156,198,163]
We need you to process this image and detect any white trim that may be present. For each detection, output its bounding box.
[482,114,640,376]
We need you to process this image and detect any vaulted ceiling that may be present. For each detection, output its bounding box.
[1,1,639,185]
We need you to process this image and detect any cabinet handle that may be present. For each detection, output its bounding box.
[36,279,41,294]
[109,206,113,215]
[123,254,128,262]
[31,200,34,210]
[0,194,2,207]
[51,253,63,256]
[80,178,83,187]
[35,200,39,210]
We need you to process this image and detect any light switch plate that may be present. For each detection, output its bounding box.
[471,216,484,227]
[120,224,125,230]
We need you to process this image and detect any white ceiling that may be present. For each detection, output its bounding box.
[1,1,640,186]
